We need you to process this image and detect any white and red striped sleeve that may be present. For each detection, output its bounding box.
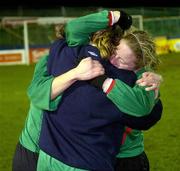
[108,11,115,26]
[102,78,116,94]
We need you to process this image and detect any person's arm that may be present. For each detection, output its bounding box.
[51,57,105,99]
[91,64,157,117]
[120,99,163,130]
[65,10,112,46]
[27,54,61,111]
[28,55,104,111]
[65,10,132,46]
[103,78,156,117]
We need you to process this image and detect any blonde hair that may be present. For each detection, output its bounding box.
[90,25,124,59]
[55,23,124,61]
[122,29,160,70]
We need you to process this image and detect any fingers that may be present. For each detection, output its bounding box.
[136,72,151,84]
[136,77,151,85]
[137,81,147,87]
[137,77,160,91]
[92,65,105,76]
[142,72,151,78]
[137,80,160,91]
[82,57,102,68]
[145,83,157,91]
[87,59,105,77]
[136,78,144,84]
[137,78,156,86]
[80,57,102,69]
[142,72,163,83]
[78,57,105,79]
[92,60,105,75]
[92,60,102,67]
[137,71,162,88]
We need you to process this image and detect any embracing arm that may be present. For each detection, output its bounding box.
[27,55,104,111]
[103,78,156,117]
[51,57,105,99]
[120,99,163,130]
[102,69,162,117]
[65,10,112,46]
[27,55,61,111]
[65,10,131,46]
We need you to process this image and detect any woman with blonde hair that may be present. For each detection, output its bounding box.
[102,29,161,171]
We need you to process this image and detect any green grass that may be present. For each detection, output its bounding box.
[0,53,180,171]
[144,52,180,171]
[0,64,34,171]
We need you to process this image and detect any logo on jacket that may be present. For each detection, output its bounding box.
[88,51,98,57]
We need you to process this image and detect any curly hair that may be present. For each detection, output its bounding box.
[122,29,160,70]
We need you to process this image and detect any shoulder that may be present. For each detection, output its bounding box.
[50,39,67,52]
[80,44,101,61]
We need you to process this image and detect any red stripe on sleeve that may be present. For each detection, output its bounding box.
[108,11,113,26]
[121,131,127,145]
[121,127,133,145]
[106,79,116,94]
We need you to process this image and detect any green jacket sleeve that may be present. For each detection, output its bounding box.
[107,79,156,117]
[27,55,62,111]
[65,10,110,46]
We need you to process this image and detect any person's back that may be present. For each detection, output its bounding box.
[39,39,137,171]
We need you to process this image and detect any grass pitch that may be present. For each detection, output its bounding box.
[0,52,180,171]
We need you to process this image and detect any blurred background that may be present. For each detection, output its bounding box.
[0,4,180,171]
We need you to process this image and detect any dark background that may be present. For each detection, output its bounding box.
[0,0,180,8]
